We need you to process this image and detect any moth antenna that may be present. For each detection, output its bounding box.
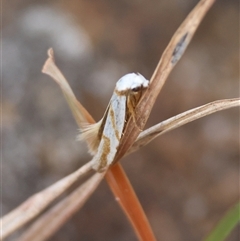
[132,112,143,132]
[128,97,143,132]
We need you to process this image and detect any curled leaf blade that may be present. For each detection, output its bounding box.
[42,48,95,127]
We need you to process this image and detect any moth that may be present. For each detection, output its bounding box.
[79,73,149,172]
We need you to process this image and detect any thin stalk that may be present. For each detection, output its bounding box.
[106,163,156,241]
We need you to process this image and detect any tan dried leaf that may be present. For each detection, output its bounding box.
[1,161,93,239]
[114,0,216,162]
[129,98,240,154]
[42,49,95,126]
[18,171,106,241]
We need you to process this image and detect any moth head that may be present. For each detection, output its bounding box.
[116,73,149,95]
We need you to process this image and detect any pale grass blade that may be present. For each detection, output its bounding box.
[18,172,106,241]
[1,161,93,239]
[129,98,240,154]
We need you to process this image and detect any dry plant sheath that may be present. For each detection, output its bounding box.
[2,0,239,240]
[113,0,216,162]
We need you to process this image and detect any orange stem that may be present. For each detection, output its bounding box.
[105,163,156,241]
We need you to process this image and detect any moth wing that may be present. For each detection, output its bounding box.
[92,93,127,172]
[77,100,111,154]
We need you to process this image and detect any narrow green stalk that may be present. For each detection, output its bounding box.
[203,202,240,241]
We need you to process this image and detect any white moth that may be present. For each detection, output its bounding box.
[79,73,149,172]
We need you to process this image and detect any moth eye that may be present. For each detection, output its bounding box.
[131,86,141,92]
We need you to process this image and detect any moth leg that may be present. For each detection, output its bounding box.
[127,97,143,131]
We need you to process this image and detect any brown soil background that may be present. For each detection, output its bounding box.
[2,0,239,240]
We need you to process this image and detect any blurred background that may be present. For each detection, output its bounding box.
[2,0,239,240]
